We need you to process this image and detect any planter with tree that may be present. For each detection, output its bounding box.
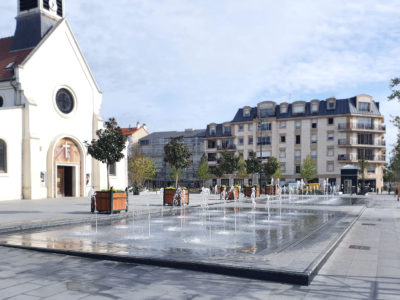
[163,136,192,205]
[196,155,211,187]
[85,118,128,214]
[263,157,280,194]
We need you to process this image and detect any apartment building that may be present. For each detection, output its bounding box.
[204,94,386,191]
[138,129,206,188]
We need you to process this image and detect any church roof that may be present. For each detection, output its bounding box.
[0,36,33,81]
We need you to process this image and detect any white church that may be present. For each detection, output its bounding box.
[0,0,128,200]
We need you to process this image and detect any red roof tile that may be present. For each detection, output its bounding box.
[121,126,147,136]
[0,37,33,80]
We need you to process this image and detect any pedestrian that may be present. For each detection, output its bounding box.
[396,187,399,202]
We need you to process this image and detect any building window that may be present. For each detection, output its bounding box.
[244,110,250,117]
[357,117,373,130]
[208,153,217,162]
[293,105,305,114]
[0,96,3,107]
[327,101,335,110]
[311,150,317,159]
[327,163,334,172]
[109,163,116,176]
[280,121,286,129]
[210,127,216,135]
[312,119,317,129]
[311,103,318,113]
[279,149,286,158]
[295,121,301,129]
[368,165,375,173]
[258,136,271,145]
[296,135,301,144]
[327,147,334,157]
[260,108,275,118]
[260,122,272,131]
[358,133,373,145]
[359,102,370,112]
[248,124,253,131]
[327,133,334,141]
[239,124,244,132]
[280,135,286,143]
[281,164,286,173]
[295,165,301,173]
[280,105,288,114]
[224,126,231,135]
[328,118,334,125]
[239,138,244,145]
[248,137,253,145]
[140,139,149,145]
[0,139,6,173]
[295,150,301,160]
[311,134,317,144]
[207,141,216,149]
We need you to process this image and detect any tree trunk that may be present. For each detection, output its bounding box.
[175,172,179,188]
[107,164,110,190]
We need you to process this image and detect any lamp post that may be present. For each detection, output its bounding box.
[258,119,263,193]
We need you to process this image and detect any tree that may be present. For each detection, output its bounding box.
[196,155,211,187]
[164,136,192,188]
[388,78,400,181]
[128,156,158,188]
[300,155,317,183]
[236,157,248,184]
[217,151,239,176]
[246,155,261,181]
[263,156,280,183]
[273,166,283,180]
[358,154,369,193]
[85,118,127,189]
[169,167,182,184]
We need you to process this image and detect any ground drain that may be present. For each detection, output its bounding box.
[349,245,370,250]
[362,223,376,226]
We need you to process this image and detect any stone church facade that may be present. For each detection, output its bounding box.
[0,0,128,200]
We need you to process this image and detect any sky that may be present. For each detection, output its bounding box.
[0,0,399,156]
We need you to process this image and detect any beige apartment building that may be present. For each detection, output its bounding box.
[204,94,386,191]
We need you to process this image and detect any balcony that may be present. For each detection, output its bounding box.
[338,154,386,162]
[338,139,386,147]
[217,144,237,151]
[257,142,272,146]
[337,123,386,131]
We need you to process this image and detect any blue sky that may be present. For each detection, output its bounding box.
[0,0,399,155]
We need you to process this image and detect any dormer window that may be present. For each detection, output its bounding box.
[293,105,305,114]
[210,127,216,135]
[327,99,336,110]
[359,102,370,112]
[311,103,318,113]
[260,108,274,118]
[243,109,250,117]
[224,125,231,135]
[280,105,288,114]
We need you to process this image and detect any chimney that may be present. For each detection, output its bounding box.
[136,121,140,129]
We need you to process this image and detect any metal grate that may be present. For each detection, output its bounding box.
[349,245,371,250]
[362,223,376,226]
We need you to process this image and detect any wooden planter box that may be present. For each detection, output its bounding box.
[265,185,277,195]
[93,191,127,214]
[245,186,260,197]
[224,187,239,200]
[163,189,189,206]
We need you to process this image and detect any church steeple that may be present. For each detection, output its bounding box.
[11,0,65,51]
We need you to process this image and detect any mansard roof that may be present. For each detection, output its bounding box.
[0,37,33,81]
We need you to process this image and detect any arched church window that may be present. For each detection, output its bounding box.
[0,139,6,173]
[0,96,3,107]
[56,88,74,114]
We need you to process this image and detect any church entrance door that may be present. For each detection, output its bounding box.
[53,138,82,198]
[57,166,74,197]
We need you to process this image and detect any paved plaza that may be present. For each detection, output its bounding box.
[0,194,399,299]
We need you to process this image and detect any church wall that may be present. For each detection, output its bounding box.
[0,84,16,108]
[0,107,23,200]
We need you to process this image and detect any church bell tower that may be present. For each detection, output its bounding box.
[11,0,65,51]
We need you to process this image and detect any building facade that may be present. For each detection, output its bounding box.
[0,0,127,200]
[138,129,206,188]
[204,95,386,191]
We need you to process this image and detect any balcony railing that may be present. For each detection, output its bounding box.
[217,144,236,151]
[338,123,386,131]
[257,142,271,146]
[338,154,386,161]
[338,139,386,147]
